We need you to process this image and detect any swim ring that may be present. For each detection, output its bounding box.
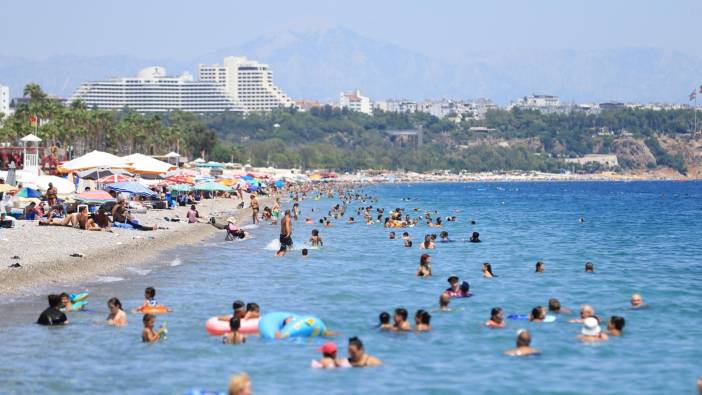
[140,306,170,314]
[205,316,260,336]
[258,312,328,339]
[507,314,556,323]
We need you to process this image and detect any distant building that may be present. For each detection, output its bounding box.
[295,99,322,111]
[0,84,9,117]
[376,98,497,121]
[385,127,423,148]
[564,154,619,168]
[70,66,243,113]
[340,89,372,115]
[198,57,295,112]
[509,94,569,114]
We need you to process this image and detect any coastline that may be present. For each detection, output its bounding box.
[0,196,273,298]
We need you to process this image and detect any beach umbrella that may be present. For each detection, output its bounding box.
[169,184,192,192]
[33,176,75,194]
[274,180,285,188]
[75,190,115,204]
[77,168,133,181]
[58,150,131,173]
[97,174,134,184]
[122,153,176,175]
[17,187,42,199]
[0,184,18,193]
[106,182,157,198]
[193,181,234,193]
[164,175,195,185]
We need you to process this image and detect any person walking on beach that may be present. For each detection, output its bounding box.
[250,194,259,224]
[46,182,58,207]
[280,210,293,250]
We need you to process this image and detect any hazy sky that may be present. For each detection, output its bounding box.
[1,0,701,60]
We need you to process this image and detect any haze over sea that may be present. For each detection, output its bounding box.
[1,181,701,395]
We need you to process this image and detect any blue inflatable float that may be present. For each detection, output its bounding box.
[258,311,328,339]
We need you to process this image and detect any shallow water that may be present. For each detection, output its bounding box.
[1,182,702,395]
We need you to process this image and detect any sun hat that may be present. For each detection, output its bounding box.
[447,275,459,283]
[317,342,337,355]
[581,317,601,336]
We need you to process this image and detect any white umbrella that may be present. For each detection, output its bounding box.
[33,175,75,195]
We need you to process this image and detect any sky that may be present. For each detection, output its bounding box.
[1,0,701,60]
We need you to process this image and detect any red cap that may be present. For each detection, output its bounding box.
[317,342,337,354]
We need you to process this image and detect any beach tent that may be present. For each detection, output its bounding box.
[17,187,42,199]
[33,175,75,194]
[97,174,134,184]
[105,182,157,198]
[122,153,176,175]
[77,168,133,181]
[75,190,115,204]
[193,181,234,193]
[58,151,130,173]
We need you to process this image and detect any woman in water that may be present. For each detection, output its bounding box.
[416,254,432,277]
[482,262,495,278]
[223,317,246,344]
[485,307,506,328]
[106,297,127,327]
[535,261,545,273]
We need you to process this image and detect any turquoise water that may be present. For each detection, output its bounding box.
[1,182,701,394]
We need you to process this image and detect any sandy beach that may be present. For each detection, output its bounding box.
[0,195,273,297]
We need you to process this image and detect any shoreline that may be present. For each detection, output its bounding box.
[0,196,273,298]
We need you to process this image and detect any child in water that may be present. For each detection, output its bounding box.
[309,229,323,247]
[59,293,74,312]
[223,317,246,344]
[378,312,393,331]
[136,287,170,312]
[142,314,166,343]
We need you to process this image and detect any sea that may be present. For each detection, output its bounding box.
[1,182,701,395]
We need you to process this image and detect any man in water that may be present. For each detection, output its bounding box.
[343,337,382,367]
[570,304,595,324]
[504,330,540,356]
[606,316,625,336]
[548,298,571,314]
[250,194,259,224]
[37,294,68,326]
[393,308,412,331]
[438,292,451,311]
[280,210,293,251]
[630,294,645,308]
[585,261,594,273]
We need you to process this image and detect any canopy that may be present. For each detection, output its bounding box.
[193,181,233,193]
[58,150,130,173]
[75,190,115,204]
[97,174,135,184]
[20,134,42,143]
[105,182,157,198]
[169,184,192,192]
[77,168,133,181]
[17,187,42,198]
[33,176,75,194]
[122,153,176,175]
[197,161,224,168]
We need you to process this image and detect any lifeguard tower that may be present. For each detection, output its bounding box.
[20,134,42,176]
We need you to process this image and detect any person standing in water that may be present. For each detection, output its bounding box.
[250,194,259,224]
[280,210,293,251]
[504,330,540,356]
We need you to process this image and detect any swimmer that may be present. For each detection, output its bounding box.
[577,317,608,342]
[389,231,396,240]
[485,307,506,328]
[59,292,74,312]
[244,302,260,319]
[445,276,471,297]
[136,287,170,313]
[585,261,594,273]
[393,308,412,332]
[482,262,495,278]
[37,294,68,326]
[535,261,545,273]
[219,300,246,322]
[305,218,313,224]
[402,231,410,240]
[223,317,246,344]
[504,330,540,356]
[228,373,252,395]
[469,231,481,242]
[439,231,452,242]
[343,337,382,367]
[302,248,309,257]
[309,229,323,247]
[347,217,355,224]
[404,240,413,248]
[419,234,435,249]
[548,298,571,314]
[414,310,432,332]
[606,316,625,336]
[106,297,127,327]
[416,254,432,277]
[439,293,451,311]
[528,306,546,322]
[570,304,595,323]
[312,342,342,369]
[378,312,393,331]
[630,294,645,308]
[142,314,164,343]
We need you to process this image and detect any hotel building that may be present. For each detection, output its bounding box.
[339,89,372,115]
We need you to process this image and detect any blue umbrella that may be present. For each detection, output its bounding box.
[274,180,285,188]
[17,187,42,198]
[106,182,157,198]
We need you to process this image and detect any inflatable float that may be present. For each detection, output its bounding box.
[205,316,259,336]
[258,311,328,339]
[70,292,90,303]
[507,314,556,323]
[139,305,170,314]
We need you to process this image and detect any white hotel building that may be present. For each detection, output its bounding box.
[0,84,10,117]
[198,57,294,112]
[70,57,293,113]
[339,89,372,115]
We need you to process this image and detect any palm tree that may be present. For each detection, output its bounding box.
[23,83,47,101]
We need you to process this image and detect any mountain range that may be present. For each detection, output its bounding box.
[1,26,701,105]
